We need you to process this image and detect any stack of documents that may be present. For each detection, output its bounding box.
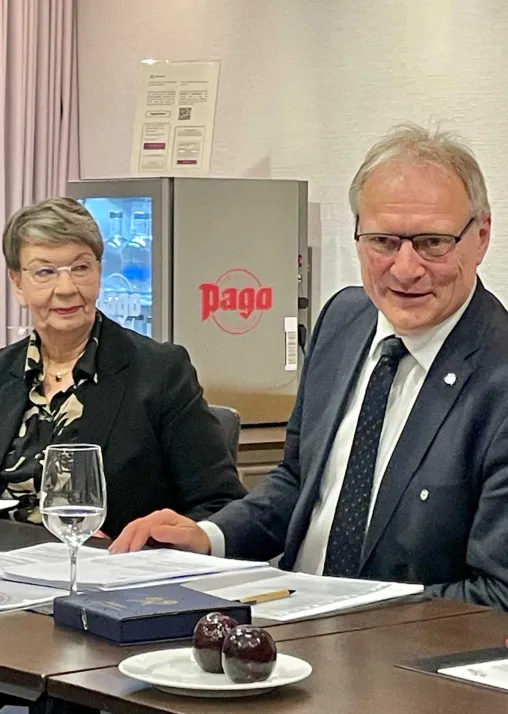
[183,566,424,621]
[0,543,423,619]
[0,542,100,571]
[0,542,266,594]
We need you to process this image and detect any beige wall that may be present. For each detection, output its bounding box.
[76,0,508,312]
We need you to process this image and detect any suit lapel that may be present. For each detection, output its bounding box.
[308,305,377,496]
[0,378,30,468]
[0,342,30,468]
[360,283,488,568]
[76,317,131,451]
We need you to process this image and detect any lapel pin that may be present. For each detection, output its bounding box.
[444,372,457,386]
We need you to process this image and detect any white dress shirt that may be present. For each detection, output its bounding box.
[200,284,476,567]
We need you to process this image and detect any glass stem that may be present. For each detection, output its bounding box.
[69,544,79,594]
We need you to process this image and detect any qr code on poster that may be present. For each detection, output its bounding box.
[179,107,192,120]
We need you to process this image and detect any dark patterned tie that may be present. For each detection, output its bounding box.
[322,336,408,577]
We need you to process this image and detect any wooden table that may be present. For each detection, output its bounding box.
[0,520,109,706]
[0,594,485,701]
[0,519,498,714]
[0,610,181,701]
[47,609,508,714]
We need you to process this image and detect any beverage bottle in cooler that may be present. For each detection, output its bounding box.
[102,211,124,278]
[122,211,152,293]
[100,211,126,318]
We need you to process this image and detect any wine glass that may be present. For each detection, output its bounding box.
[40,444,107,594]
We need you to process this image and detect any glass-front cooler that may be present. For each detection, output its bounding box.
[67,179,171,342]
[68,177,309,425]
[80,196,153,337]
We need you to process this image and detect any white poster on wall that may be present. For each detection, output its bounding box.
[131,59,220,176]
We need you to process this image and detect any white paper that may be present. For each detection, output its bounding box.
[0,580,67,612]
[439,659,508,691]
[185,567,423,622]
[0,542,99,574]
[1,547,267,591]
[0,500,19,511]
[284,317,298,371]
[131,59,220,175]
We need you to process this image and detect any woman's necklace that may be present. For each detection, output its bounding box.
[45,366,74,383]
[44,349,86,383]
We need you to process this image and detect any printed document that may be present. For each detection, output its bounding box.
[0,544,422,619]
[131,59,219,175]
[0,544,267,590]
[439,658,508,691]
[185,567,424,621]
[0,580,67,611]
[0,542,99,573]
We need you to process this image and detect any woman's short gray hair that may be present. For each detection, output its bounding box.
[2,197,104,271]
[349,123,491,217]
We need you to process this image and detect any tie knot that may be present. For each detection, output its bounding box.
[380,336,408,363]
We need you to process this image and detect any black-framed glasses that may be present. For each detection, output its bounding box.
[354,216,477,260]
[21,259,100,287]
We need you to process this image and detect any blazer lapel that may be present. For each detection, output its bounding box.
[307,305,377,497]
[0,342,29,468]
[360,284,487,568]
[76,317,131,451]
[0,377,30,468]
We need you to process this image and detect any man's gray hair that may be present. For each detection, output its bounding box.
[2,196,104,271]
[349,123,491,217]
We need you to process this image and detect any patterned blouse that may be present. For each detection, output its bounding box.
[0,313,102,523]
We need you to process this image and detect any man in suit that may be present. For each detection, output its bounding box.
[111,124,508,609]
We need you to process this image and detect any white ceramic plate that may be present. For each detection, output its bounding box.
[118,647,312,698]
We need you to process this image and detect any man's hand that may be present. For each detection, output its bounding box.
[93,530,109,539]
[108,509,211,555]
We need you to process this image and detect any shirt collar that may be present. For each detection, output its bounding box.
[24,311,102,383]
[370,279,477,373]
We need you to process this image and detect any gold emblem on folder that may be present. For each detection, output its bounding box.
[141,597,178,605]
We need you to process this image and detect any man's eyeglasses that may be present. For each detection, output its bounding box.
[354,216,476,260]
[22,259,100,286]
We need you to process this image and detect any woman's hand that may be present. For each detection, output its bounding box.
[108,509,212,555]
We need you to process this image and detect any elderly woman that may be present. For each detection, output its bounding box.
[0,197,246,537]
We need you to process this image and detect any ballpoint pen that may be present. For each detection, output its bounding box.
[237,588,296,606]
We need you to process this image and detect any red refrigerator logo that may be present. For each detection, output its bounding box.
[199,268,273,335]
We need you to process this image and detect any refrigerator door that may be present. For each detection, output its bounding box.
[66,179,171,342]
[172,178,307,425]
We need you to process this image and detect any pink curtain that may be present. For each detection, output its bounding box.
[0,0,79,346]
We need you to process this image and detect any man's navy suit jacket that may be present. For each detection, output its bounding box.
[210,280,508,609]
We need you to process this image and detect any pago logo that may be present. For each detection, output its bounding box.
[199,268,273,335]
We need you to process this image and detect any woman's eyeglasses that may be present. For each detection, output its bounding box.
[21,259,100,286]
